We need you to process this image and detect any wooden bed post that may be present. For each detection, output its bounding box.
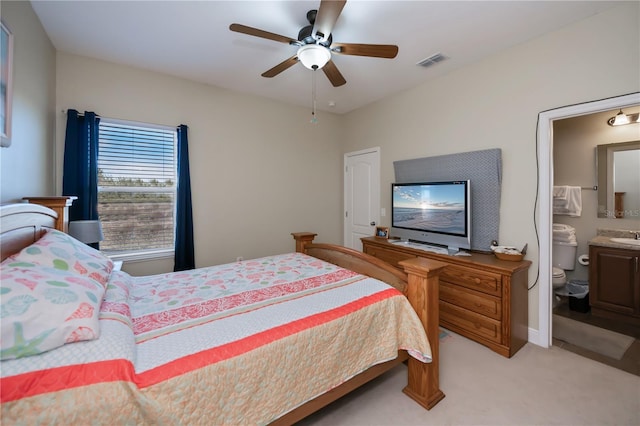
[289,232,447,414]
[399,257,447,409]
[291,232,317,253]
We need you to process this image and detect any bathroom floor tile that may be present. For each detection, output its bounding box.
[553,302,640,377]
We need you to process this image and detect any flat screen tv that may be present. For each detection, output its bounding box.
[391,180,471,251]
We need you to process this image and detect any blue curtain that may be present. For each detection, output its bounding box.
[174,124,195,271]
[62,109,100,222]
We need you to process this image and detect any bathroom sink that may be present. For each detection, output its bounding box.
[610,237,640,246]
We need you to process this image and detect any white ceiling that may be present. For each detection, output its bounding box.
[31,1,621,114]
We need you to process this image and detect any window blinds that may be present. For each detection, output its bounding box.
[98,122,176,184]
[97,120,177,254]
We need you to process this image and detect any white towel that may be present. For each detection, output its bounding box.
[553,230,575,238]
[553,186,569,201]
[552,223,577,243]
[553,223,575,232]
[553,186,582,217]
[552,225,575,237]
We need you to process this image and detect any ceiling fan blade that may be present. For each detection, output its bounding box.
[313,0,346,42]
[331,43,398,59]
[229,23,299,45]
[261,55,299,78]
[322,60,346,87]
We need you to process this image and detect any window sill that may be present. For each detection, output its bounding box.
[107,249,174,263]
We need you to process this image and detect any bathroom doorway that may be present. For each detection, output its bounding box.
[538,92,640,375]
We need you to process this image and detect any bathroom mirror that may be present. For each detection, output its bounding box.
[596,140,640,218]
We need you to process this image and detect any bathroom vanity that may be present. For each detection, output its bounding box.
[588,231,640,325]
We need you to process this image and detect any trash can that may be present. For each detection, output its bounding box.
[555,280,590,313]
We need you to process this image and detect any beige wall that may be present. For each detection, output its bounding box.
[0,1,56,202]
[553,108,640,282]
[54,53,345,275]
[343,3,640,333]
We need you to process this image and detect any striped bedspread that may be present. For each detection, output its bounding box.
[1,252,431,425]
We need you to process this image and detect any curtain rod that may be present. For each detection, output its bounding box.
[61,109,100,120]
[61,109,177,131]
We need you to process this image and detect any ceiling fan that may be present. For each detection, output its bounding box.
[229,0,398,87]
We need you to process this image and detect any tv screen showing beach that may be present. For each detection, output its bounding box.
[392,182,467,236]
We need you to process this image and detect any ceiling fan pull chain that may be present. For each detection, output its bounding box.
[311,69,318,124]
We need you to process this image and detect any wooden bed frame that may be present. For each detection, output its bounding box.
[0,202,447,424]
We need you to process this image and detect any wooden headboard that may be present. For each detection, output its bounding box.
[0,203,59,261]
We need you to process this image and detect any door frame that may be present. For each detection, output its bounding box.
[536,92,640,348]
[343,147,381,248]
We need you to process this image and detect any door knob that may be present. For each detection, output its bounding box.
[370,221,376,226]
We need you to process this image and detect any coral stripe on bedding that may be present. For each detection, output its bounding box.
[0,359,135,402]
[136,288,398,387]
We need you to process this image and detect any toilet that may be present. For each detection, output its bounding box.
[552,241,577,289]
[552,267,567,289]
[552,224,578,290]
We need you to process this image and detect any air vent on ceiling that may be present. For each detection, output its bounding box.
[416,53,447,68]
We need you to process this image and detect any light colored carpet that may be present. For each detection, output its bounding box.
[297,330,640,426]
[553,314,634,360]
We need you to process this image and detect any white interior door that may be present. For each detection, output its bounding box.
[344,148,380,251]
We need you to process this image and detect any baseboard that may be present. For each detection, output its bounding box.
[527,327,548,348]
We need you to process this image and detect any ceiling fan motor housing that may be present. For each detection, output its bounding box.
[298,25,332,47]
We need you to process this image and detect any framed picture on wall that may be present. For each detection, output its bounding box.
[375,226,389,239]
[1,20,13,148]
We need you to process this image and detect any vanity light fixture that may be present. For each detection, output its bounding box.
[607,109,640,126]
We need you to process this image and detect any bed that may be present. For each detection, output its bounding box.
[0,202,447,425]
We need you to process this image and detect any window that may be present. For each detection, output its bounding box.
[97,119,177,260]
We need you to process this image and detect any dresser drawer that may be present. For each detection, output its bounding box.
[440,300,502,344]
[440,282,502,320]
[441,265,502,297]
[363,245,414,269]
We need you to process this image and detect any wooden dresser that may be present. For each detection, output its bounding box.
[361,237,531,358]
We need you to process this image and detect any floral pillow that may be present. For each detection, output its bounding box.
[0,263,106,360]
[7,229,114,287]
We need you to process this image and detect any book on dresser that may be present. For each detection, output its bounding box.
[361,237,531,358]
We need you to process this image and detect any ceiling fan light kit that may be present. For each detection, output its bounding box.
[297,44,331,70]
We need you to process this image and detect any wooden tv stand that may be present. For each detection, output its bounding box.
[362,237,531,358]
